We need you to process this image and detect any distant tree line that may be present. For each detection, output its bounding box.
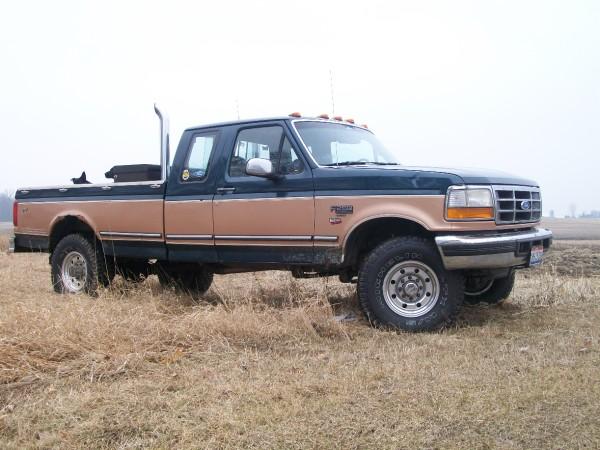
[578,210,600,219]
[562,204,600,219]
[0,192,14,222]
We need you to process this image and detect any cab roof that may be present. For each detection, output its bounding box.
[185,115,370,132]
[185,116,294,132]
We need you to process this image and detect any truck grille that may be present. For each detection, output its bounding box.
[493,185,542,224]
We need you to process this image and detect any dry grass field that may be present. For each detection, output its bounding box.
[542,217,600,240]
[1,224,599,449]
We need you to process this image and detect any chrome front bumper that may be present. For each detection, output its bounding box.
[435,228,552,270]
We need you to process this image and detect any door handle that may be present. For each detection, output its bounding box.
[217,187,236,194]
[101,186,112,191]
[150,184,162,189]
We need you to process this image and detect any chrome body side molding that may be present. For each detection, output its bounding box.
[215,235,313,242]
[100,231,163,239]
[313,236,339,242]
[166,234,213,240]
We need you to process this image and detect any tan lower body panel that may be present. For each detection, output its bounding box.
[213,196,315,247]
[15,196,540,260]
[16,199,164,241]
[315,195,540,250]
[165,200,214,245]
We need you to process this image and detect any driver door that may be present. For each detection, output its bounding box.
[213,122,314,263]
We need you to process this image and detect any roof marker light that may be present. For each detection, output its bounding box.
[333,115,343,121]
[289,112,302,118]
[346,118,355,124]
[318,113,329,119]
[361,124,369,129]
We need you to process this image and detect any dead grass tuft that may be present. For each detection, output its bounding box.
[0,271,353,385]
[541,242,600,276]
[515,270,600,306]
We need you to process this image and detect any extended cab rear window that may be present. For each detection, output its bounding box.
[183,132,218,181]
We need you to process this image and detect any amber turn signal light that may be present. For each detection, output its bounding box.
[446,207,494,220]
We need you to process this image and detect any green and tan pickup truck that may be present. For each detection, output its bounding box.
[10,107,552,331]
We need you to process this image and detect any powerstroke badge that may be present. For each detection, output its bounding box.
[330,205,354,215]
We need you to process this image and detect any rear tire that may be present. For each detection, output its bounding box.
[116,259,150,283]
[51,234,101,296]
[357,236,464,332]
[464,271,516,305]
[157,264,213,297]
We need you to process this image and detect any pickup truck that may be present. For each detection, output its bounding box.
[10,106,552,331]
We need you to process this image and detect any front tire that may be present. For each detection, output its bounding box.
[51,234,101,295]
[358,236,464,332]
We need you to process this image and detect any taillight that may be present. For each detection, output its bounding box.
[13,201,18,227]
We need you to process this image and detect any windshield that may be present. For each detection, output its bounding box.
[293,121,400,166]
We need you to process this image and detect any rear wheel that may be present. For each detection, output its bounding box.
[464,271,516,305]
[358,236,464,332]
[51,234,101,295]
[116,259,150,283]
[157,264,213,297]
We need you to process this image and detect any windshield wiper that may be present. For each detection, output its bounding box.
[323,161,400,166]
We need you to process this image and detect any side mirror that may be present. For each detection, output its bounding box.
[245,158,278,179]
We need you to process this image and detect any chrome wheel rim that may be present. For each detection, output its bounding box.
[61,251,88,293]
[382,260,440,318]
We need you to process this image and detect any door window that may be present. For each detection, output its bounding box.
[229,126,304,177]
[278,137,304,175]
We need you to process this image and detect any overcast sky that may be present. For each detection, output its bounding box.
[1,0,598,216]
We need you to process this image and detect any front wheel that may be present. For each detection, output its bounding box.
[358,236,464,332]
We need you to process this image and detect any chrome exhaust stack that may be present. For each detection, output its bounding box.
[154,104,170,181]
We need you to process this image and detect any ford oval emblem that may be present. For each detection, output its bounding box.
[520,200,531,210]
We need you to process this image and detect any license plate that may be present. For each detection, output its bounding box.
[529,244,544,267]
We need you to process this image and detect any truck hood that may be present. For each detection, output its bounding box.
[313,164,538,195]
[398,165,539,187]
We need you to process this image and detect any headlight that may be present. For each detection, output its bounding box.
[446,186,494,220]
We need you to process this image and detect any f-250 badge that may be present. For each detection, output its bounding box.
[329,205,353,225]
[330,205,354,215]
